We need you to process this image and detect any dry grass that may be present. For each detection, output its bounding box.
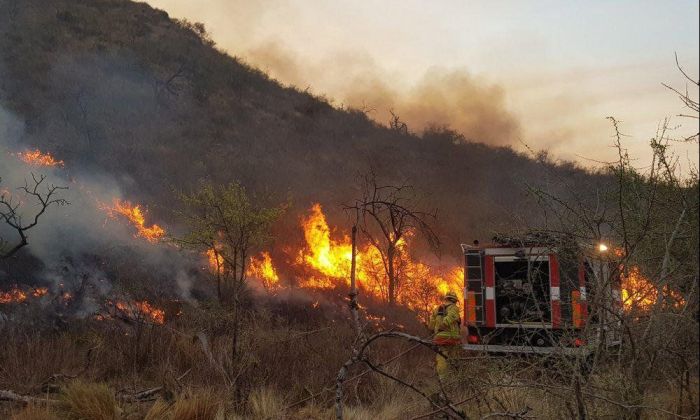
[248,387,285,418]
[59,380,121,420]
[170,389,224,420]
[10,405,60,420]
[144,399,172,420]
[0,304,696,420]
[343,403,405,420]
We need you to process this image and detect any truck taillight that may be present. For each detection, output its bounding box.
[467,334,479,344]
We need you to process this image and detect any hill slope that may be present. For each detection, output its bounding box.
[0,0,606,249]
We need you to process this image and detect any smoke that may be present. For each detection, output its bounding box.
[244,43,521,145]
[0,104,201,307]
[155,0,521,146]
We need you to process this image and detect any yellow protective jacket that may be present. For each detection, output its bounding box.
[428,302,461,345]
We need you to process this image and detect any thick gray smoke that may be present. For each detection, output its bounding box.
[0,105,198,305]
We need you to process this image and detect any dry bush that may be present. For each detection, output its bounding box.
[169,389,224,420]
[248,387,285,418]
[10,405,60,420]
[59,380,121,420]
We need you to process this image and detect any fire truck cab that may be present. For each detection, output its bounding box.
[461,237,622,354]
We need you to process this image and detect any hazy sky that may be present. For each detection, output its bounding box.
[146,0,699,170]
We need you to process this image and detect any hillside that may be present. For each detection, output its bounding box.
[0,0,606,251]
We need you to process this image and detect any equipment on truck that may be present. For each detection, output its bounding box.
[460,234,622,355]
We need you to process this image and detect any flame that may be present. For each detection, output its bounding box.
[247,251,280,289]
[16,149,64,167]
[206,247,224,274]
[296,203,354,285]
[32,287,48,297]
[0,287,28,304]
[621,266,685,311]
[293,203,462,316]
[102,199,165,242]
[197,204,461,319]
[114,300,165,324]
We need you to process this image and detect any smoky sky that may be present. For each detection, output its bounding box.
[148,0,699,168]
[245,43,522,145]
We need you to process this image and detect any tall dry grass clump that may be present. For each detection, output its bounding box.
[169,389,224,420]
[59,380,121,420]
[248,387,285,418]
[143,399,172,420]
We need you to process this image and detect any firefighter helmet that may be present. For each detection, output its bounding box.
[444,291,458,303]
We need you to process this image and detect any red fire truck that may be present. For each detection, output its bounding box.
[461,236,622,354]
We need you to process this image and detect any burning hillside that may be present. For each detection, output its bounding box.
[1,145,687,328]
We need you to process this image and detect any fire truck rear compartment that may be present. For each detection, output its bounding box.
[494,258,551,325]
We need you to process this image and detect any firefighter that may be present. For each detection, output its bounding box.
[428,290,462,381]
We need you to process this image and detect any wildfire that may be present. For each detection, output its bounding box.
[16,149,64,167]
[200,204,463,319]
[0,287,27,304]
[296,203,354,286]
[102,199,165,242]
[114,300,166,325]
[621,266,685,311]
[294,203,462,314]
[247,251,280,289]
[0,286,52,304]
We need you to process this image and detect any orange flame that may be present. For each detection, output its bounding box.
[0,287,27,304]
[621,266,685,311]
[114,300,165,324]
[199,204,462,319]
[102,199,165,242]
[16,149,64,167]
[296,203,354,285]
[293,203,462,315]
[206,247,225,274]
[247,251,280,289]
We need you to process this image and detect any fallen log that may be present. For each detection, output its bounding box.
[0,389,59,404]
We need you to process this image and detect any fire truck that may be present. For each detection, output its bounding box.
[461,234,622,354]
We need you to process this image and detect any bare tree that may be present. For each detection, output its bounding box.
[0,173,68,259]
[662,53,699,143]
[345,171,439,305]
[389,110,408,135]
